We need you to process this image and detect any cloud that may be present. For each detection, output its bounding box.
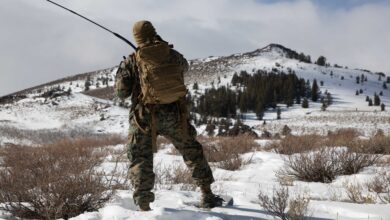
[0,0,389,96]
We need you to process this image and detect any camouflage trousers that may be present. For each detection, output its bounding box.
[127,102,214,205]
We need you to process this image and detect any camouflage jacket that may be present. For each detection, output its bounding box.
[114,44,189,109]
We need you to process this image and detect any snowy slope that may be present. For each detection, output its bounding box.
[187,44,390,135]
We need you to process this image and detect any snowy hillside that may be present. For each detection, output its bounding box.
[1,44,390,220]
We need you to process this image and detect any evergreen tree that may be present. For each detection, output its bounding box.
[356,76,360,84]
[302,98,309,108]
[255,102,264,120]
[374,93,381,106]
[368,99,373,106]
[193,82,199,90]
[381,103,385,111]
[296,95,301,105]
[84,80,91,91]
[311,79,319,102]
[355,90,359,95]
[276,107,281,120]
[66,87,72,96]
[366,96,370,102]
[321,101,327,111]
[325,93,333,106]
[316,56,326,66]
[383,82,387,89]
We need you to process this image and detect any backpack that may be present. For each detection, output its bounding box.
[135,42,187,104]
[114,59,133,100]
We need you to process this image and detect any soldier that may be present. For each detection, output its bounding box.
[115,20,223,211]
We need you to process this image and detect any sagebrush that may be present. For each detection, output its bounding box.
[0,138,121,219]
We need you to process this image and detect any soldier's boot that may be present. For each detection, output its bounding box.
[138,202,151,211]
[200,185,224,208]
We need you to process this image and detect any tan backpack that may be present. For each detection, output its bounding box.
[135,42,187,104]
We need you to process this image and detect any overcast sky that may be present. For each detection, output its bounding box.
[1,0,389,97]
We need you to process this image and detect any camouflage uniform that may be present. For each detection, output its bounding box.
[115,21,215,208]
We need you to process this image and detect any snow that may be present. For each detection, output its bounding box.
[56,149,390,220]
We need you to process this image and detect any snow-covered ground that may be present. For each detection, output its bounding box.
[52,145,389,220]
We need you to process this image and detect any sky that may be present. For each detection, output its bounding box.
[1,0,390,97]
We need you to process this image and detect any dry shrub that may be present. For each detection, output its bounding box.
[258,186,310,220]
[366,171,390,203]
[0,138,117,219]
[200,134,257,170]
[82,86,115,100]
[269,134,323,155]
[344,180,375,204]
[325,128,389,155]
[338,151,380,175]
[154,162,196,191]
[278,147,379,183]
[326,128,360,147]
[353,135,390,155]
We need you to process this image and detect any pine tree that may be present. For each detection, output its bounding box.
[66,87,72,96]
[355,90,359,95]
[311,79,319,102]
[302,98,309,108]
[368,99,373,106]
[276,107,281,120]
[296,95,301,105]
[325,93,333,106]
[255,102,264,120]
[374,93,381,106]
[383,82,387,89]
[381,103,385,111]
[316,56,326,66]
[321,101,327,111]
[193,82,199,90]
[356,76,360,84]
[84,80,91,91]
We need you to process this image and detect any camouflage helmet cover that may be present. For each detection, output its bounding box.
[133,20,157,47]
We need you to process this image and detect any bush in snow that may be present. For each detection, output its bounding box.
[0,138,119,219]
[269,134,323,155]
[154,162,196,191]
[325,128,360,148]
[278,147,379,183]
[200,134,257,171]
[344,180,375,204]
[258,186,310,220]
[366,171,390,203]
